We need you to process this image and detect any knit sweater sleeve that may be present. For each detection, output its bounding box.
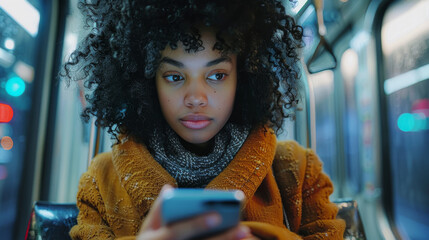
[69,159,136,240]
[297,148,345,239]
[271,141,345,240]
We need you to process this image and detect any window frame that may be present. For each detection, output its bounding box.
[12,0,68,239]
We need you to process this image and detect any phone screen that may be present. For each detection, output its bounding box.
[161,189,244,238]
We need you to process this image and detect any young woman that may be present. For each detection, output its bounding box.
[63,0,345,239]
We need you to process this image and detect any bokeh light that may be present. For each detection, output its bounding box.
[5,76,26,97]
[0,103,14,123]
[4,38,15,50]
[341,48,359,80]
[397,113,415,132]
[1,136,13,150]
[397,113,429,132]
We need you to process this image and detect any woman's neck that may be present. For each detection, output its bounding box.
[179,138,215,156]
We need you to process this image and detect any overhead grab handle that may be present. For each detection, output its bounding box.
[306,0,337,74]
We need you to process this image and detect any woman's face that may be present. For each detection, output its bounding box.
[156,30,237,149]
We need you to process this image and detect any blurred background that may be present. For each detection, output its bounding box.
[0,0,428,239]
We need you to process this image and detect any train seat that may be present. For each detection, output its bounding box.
[25,202,78,240]
[25,199,365,239]
[333,199,366,240]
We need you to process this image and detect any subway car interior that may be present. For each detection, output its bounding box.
[1,0,428,239]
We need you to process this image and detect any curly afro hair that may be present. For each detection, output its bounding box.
[62,0,303,145]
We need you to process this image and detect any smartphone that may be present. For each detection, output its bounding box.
[161,188,244,238]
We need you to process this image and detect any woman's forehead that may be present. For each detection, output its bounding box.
[158,49,236,72]
[160,30,222,57]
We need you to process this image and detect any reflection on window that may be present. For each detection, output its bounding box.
[340,48,361,195]
[0,0,40,37]
[290,0,309,15]
[382,1,429,239]
[0,1,41,239]
[309,70,338,187]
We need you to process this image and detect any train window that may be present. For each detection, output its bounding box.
[45,0,114,203]
[0,0,44,238]
[296,3,341,198]
[340,48,361,195]
[381,1,429,239]
[308,70,339,187]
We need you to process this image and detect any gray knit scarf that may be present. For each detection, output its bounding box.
[148,123,249,188]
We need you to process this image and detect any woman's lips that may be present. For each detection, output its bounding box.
[180,115,212,130]
[181,120,211,129]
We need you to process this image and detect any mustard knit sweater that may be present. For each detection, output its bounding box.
[70,127,345,239]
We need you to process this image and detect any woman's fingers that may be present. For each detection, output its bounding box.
[162,214,250,240]
[204,225,251,240]
[164,212,221,240]
[141,184,173,230]
[139,184,251,240]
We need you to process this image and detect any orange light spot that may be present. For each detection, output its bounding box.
[1,136,13,150]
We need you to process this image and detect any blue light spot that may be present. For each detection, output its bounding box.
[5,77,25,97]
[412,113,426,131]
[397,113,415,132]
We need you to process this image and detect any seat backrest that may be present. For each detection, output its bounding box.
[26,201,78,240]
[333,199,367,240]
[26,200,365,239]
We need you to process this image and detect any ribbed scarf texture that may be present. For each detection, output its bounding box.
[148,123,249,188]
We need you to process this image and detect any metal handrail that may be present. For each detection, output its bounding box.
[87,118,101,168]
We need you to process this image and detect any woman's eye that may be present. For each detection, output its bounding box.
[207,73,227,81]
[164,74,184,82]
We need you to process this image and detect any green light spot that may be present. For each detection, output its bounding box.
[397,113,414,132]
[5,77,26,97]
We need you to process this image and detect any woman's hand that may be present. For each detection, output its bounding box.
[137,185,253,240]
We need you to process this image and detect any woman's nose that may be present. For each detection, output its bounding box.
[184,79,208,108]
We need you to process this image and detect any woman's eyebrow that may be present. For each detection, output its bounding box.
[160,57,185,68]
[205,57,232,67]
[159,56,232,68]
